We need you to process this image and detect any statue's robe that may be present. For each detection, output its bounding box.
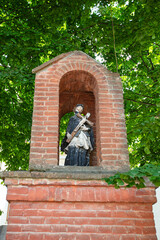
[61,114,94,166]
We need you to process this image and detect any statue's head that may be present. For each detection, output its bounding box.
[74,104,84,114]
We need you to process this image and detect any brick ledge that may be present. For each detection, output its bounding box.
[0,166,154,187]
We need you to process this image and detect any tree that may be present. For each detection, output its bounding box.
[0,0,160,186]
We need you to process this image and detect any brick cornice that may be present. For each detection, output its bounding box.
[0,168,155,187]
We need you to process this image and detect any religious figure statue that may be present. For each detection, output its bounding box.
[61,104,94,166]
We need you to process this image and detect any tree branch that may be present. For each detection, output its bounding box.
[140,56,150,72]
[148,58,154,70]
[125,90,155,99]
[153,43,160,47]
[124,98,156,106]
[130,57,138,64]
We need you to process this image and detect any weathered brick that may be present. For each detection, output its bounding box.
[8,186,28,195]
[28,186,49,201]
[5,178,19,185]
[7,224,22,232]
[6,233,28,240]
[29,233,44,240]
[8,216,28,224]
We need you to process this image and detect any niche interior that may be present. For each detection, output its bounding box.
[59,70,99,166]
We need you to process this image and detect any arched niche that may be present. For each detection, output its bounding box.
[30,50,130,171]
[59,70,99,166]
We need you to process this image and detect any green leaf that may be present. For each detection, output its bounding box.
[144,146,151,155]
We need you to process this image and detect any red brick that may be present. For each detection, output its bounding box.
[23,209,38,216]
[31,125,46,131]
[7,193,28,201]
[6,233,28,240]
[96,211,112,217]
[34,101,45,106]
[10,202,31,209]
[120,236,136,240]
[8,186,28,195]
[101,149,113,154]
[30,153,42,159]
[97,226,112,233]
[31,131,43,136]
[46,148,57,153]
[42,153,57,159]
[101,133,115,138]
[136,235,157,240]
[21,224,51,232]
[30,147,45,153]
[76,235,90,240]
[101,143,116,148]
[35,82,46,87]
[31,137,46,142]
[112,128,126,133]
[29,216,45,224]
[47,117,58,122]
[43,132,56,137]
[9,209,24,216]
[44,234,61,240]
[113,149,129,154]
[45,137,58,142]
[33,111,44,117]
[45,160,58,165]
[32,116,47,121]
[45,101,58,106]
[28,186,49,201]
[136,188,155,196]
[5,178,19,185]
[29,233,44,240]
[7,224,22,232]
[143,227,156,234]
[43,120,58,125]
[8,216,28,224]
[42,142,57,147]
[135,219,155,226]
[100,138,112,143]
[102,155,118,160]
[109,89,123,94]
[100,128,112,133]
[136,237,157,240]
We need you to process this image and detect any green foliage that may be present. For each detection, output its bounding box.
[0,0,160,187]
[59,112,74,145]
[104,164,160,189]
[0,210,3,216]
[0,67,34,170]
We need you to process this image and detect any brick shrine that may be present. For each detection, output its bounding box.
[1,51,157,240]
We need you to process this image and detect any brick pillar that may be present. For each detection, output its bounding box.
[29,71,59,170]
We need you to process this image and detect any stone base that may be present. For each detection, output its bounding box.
[0,226,7,240]
[2,171,157,240]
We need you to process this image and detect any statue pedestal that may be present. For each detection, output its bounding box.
[1,170,157,240]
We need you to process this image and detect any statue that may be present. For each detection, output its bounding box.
[61,104,94,166]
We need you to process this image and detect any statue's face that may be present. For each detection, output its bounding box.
[76,106,83,113]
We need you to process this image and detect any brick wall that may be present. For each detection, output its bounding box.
[5,178,157,240]
[29,51,129,171]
